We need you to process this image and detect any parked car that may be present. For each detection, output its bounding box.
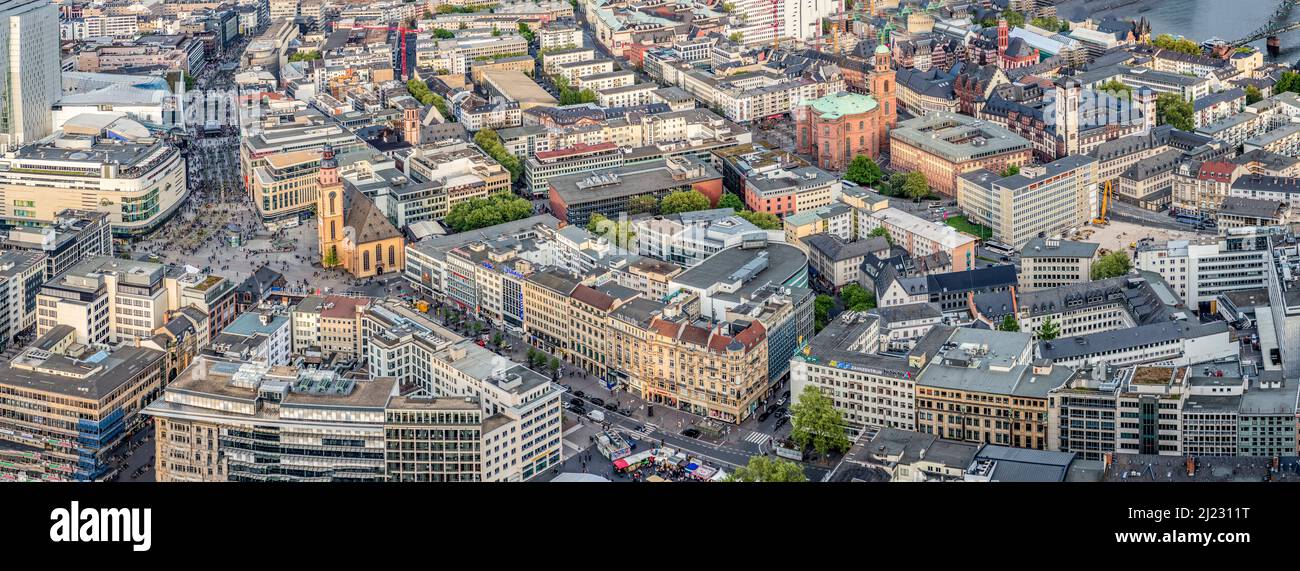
[681,428,701,438]
[775,397,787,407]
[574,391,586,399]
[603,403,617,412]
[773,417,788,430]
[757,411,771,422]
[782,391,790,400]
[589,397,605,407]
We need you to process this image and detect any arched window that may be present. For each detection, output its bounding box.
[388,245,396,266]
[363,251,370,271]
[329,220,336,241]
[328,191,337,215]
[375,244,383,269]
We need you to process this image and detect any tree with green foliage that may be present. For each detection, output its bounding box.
[474,128,522,182]
[549,356,561,372]
[659,190,711,215]
[839,284,876,311]
[728,32,743,42]
[881,172,906,196]
[1091,250,1133,279]
[718,193,745,211]
[518,22,535,43]
[432,28,456,39]
[845,155,884,186]
[586,213,636,249]
[289,50,322,62]
[1029,16,1069,32]
[1097,78,1131,100]
[1246,84,1263,105]
[1003,10,1025,28]
[736,210,780,230]
[322,246,339,268]
[1152,34,1204,56]
[719,1,734,12]
[724,456,807,482]
[790,385,850,456]
[999,164,1021,177]
[868,226,893,245]
[183,71,196,91]
[902,171,930,201]
[999,314,1020,332]
[1276,71,1300,95]
[444,192,534,233]
[628,195,658,215]
[814,294,834,332]
[1155,93,1194,131]
[1037,317,1060,341]
[492,333,504,348]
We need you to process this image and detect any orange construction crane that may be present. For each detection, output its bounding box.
[1093,180,1114,225]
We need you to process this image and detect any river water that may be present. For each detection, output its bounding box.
[1068,0,1300,64]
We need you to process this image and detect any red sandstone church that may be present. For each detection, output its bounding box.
[794,43,897,172]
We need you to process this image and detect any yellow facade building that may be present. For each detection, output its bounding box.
[316,146,406,278]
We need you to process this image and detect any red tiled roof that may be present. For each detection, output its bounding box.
[1198,161,1237,183]
[570,284,615,311]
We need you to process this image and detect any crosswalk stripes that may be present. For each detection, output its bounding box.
[624,428,653,440]
[743,431,771,445]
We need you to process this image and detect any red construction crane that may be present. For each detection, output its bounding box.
[348,25,417,79]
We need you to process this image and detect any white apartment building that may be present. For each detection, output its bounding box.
[538,21,582,51]
[35,256,234,345]
[860,207,979,271]
[0,0,60,150]
[1134,228,1275,306]
[789,312,916,436]
[363,300,564,481]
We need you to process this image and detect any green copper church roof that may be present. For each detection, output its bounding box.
[801,92,878,120]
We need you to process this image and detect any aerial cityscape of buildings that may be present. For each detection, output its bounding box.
[3,0,1300,488]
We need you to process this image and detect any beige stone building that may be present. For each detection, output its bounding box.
[889,112,1033,197]
[1016,237,1099,291]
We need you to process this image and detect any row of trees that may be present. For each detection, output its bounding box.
[517,22,536,43]
[407,79,454,121]
[717,194,781,229]
[1030,16,1070,32]
[1152,33,1204,56]
[288,50,322,62]
[525,348,562,374]
[551,74,598,105]
[473,128,523,182]
[844,156,931,201]
[443,192,533,232]
[998,315,1060,340]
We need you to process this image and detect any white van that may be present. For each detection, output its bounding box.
[587,409,606,422]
